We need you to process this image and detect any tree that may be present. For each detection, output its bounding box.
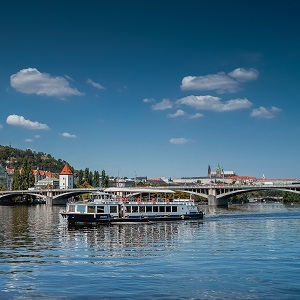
[0,182,6,191]
[77,170,84,186]
[20,156,35,189]
[101,170,109,188]
[93,170,100,187]
[84,168,89,183]
[12,169,21,190]
[88,171,93,186]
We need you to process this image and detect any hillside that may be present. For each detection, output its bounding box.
[0,145,72,173]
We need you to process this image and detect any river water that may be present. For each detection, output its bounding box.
[0,203,299,300]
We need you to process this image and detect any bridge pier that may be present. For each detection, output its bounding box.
[208,195,228,207]
[46,196,52,206]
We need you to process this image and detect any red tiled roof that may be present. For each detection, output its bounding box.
[60,164,73,175]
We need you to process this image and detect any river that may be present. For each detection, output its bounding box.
[0,203,299,299]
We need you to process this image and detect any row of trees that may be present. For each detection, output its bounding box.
[75,168,109,188]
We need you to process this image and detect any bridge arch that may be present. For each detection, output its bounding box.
[216,188,300,199]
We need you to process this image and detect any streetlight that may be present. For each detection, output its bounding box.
[117,169,121,187]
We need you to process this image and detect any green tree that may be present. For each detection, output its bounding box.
[0,182,6,191]
[20,156,35,189]
[84,168,89,183]
[93,170,100,187]
[101,170,109,188]
[12,169,21,190]
[88,171,93,186]
[77,170,84,186]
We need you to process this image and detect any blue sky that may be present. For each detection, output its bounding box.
[1,0,300,179]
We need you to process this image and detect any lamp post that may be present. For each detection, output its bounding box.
[117,169,121,187]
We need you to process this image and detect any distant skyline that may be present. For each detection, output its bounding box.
[1,1,300,179]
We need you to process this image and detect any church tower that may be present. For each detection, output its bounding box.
[59,163,74,189]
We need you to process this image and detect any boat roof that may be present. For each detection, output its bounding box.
[104,187,175,194]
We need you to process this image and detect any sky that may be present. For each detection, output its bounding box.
[1,0,300,180]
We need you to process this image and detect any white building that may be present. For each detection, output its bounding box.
[59,163,74,189]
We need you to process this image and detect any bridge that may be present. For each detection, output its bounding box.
[1,184,300,206]
[0,188,102,205]
[169,184,300,206]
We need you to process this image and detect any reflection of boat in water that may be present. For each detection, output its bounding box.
[61,188,204,225]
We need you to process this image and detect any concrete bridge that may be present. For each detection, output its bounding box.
[167,184,300,206]
[1,184,300,206]
[0,188,102,205]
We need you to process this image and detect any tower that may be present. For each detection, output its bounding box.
[59,163,74,189]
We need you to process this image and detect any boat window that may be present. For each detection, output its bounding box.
[110,206,118,213]
[159,206,165,212]
[97,206,105,213]
[125,206,131,213]
[132,206,138,213]
[166,206,171,212]
[172,206,178,212]
[68,205,75,212]
[76,205,86,213]
[139,206,145,213]
[88,206,95,213]
[153,206,158,212]
[146,206,152,212]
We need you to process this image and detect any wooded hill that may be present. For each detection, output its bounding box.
[0,145,72,173]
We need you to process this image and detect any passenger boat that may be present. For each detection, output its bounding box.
[60,188,204,224]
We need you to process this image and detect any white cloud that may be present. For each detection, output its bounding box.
[181,73,238,93]
[170,138,190,144]
[10,68,84,98]
[167,109,186,118]
[6,115,49,130]
[181,68,259,93]
[25,139,33,142]
[61,132,77,138]
[151,99,172,110]
[87,78,105,90]
[177,95,252,112]
[35,135,41,138]
[188,113,203,119]
[250,106,281,119]
[228,68,259,82]
[143,98,155,103]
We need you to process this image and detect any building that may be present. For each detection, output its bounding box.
[59,163,74,189]
[34,177,60,189]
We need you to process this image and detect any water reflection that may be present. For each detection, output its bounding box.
[60,220,204,256]
[203,202,297,216]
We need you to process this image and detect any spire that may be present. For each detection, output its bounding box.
[60,163,73,175]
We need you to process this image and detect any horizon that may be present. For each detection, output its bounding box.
[1,1,299,179]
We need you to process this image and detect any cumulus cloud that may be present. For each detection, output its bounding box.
[167,110,186,118]
[151,99,172,110]
[177,95,252,112]
[228,68,259,82]
[6,115,49,130]
[10,68,84,98]
[250,106,281,119]
[25,139,33,142]
[61,132,77,138]
[181,68,259,93]
[188,113,203,119]
[87,78,105,90]
[170,138,190,144]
